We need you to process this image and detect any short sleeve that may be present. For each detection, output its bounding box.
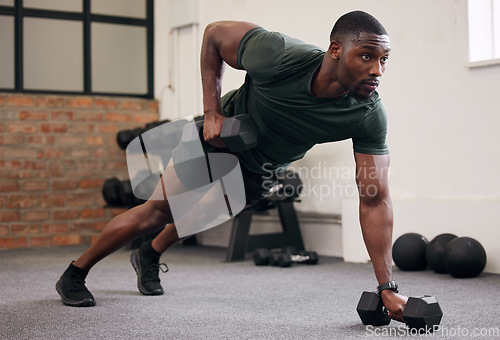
[236,27,285,81]
[352,101,389,155]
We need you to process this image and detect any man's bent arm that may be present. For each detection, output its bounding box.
[200,21,259,147]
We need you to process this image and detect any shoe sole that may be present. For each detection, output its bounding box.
[55,280,96,307]
[130,250,164,296]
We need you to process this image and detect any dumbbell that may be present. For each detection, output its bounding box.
[102,177,146,207]
[116,127,145,150]
[278,250,319,267]
[356,291,443,332]
[182,114,258,153]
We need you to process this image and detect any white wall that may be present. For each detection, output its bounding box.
[155,0,500,274]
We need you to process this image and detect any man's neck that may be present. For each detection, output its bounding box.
[311,56,348,99]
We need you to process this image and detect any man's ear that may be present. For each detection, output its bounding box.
[328,40,341,60]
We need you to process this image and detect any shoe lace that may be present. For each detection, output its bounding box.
[68,272,89,292]
[142,262,169,283]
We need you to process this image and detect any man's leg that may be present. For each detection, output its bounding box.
[56,199,176,307]
[130,223,182,296]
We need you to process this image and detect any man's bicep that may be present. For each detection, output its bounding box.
[204,21,260,69]
[354,153,391,202]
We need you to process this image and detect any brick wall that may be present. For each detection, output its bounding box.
[0,93,159,249]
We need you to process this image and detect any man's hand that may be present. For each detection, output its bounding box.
[203,113,226,148]
[380,289,408,323]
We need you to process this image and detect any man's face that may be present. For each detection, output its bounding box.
[335,33,391,98]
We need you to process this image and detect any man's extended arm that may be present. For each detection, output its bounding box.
[199,21,259,148]
[354,152,407,322]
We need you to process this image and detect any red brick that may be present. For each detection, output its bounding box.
[38,194,67,208]
[0,135,26,145]
[0,225,9,236]
[66,193,95,207]
[77,161,105,171]
[0,160,23,170]
[97,124,120,134]
[0,181,20,192]
[53,234,82,246]
[66,97,93,108]
[19,110,48,120]
[0,211,21,222]
[51,111,75,121]
[36,170,63,178]
[4,148,38,159]
[40,148,64,158]
[4,171,34,179]
[105,112,132,122]
[0,123,4,132]
[67,123,94,133]
[8,122,37,133]
[0,96,4,106]
[24,160,47,170]
[53,210,80,220]
[36,96,66,108]
[24,211,50,221]
[0,237,28,248]
[120,101,143,111]
[81,208,105,219]
[7,195,37,208]
[74,221,107,232]
[7,96,35,107]
[148,101,159,112]
[70,149,91,158]
[133,113,159,124]
[77,112,104,122]
[80,179,104,189]
[105,161,128,171]
[23,181,48,192]
[52,180,79,191]
[29,235,53,247]
[41,223,69,234]
[40,123,67,133]
[86,136,104,146]
[55,136,84,146]
[95,99,119,109]
[12,224,39,235]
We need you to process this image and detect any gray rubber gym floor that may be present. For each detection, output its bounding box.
[0,244,499,339]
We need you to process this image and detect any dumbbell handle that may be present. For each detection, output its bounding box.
[290,254,311,262]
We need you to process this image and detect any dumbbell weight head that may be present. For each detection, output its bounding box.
[403,296,443,332]
[181,114,258,154]
[220,114,258,152]
[116,127,145,150]
[356,291,391,326]
[269,253,282,266]
[278,254,293,267]
[299,250,319,265]
[102,177,122,206]
[253,248,271,266]
[117,180,136,207]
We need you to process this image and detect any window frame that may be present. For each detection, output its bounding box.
[0,0,154,98]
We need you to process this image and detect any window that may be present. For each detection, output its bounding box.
[0,0,154,98]
[468,0,500,63]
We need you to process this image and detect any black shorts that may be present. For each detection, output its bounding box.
[240,163,277,205]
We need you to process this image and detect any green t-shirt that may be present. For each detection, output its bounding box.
[221,27,389,175]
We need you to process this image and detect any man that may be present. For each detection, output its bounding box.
[56,10,408,322]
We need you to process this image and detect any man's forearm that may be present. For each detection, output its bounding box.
[359,198,394,285]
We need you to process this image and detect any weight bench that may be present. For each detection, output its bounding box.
[225,172,305,262]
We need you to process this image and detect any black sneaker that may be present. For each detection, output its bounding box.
[130,248,168,295]
[55,262,96,307]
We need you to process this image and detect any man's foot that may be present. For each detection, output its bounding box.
[130,242,168,295]
[55,262,96,307]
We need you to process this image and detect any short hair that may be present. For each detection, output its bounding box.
[330,10,388,42]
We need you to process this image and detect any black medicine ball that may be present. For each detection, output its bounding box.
[425,233,458,273]
[392,233,429,271]
[444,237,487,278]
